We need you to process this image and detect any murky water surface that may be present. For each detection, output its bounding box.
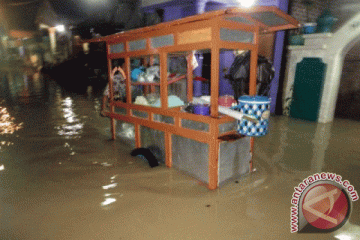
[0,65,359,239]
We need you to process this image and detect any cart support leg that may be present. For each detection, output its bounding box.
[250,137,254,172]
[135,123,141,148]
[165,132,172,168]
[208,139,219,190]
[110,117,116,140]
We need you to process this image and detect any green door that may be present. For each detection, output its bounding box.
[290,58,326,121]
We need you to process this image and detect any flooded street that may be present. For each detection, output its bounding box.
[0,64,359,240]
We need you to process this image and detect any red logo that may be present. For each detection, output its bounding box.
[302,183,350,230]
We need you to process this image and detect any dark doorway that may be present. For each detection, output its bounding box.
[335,52,360,121]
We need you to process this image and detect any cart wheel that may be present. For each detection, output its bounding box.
[130,148,159,168]
[147,145,164,164]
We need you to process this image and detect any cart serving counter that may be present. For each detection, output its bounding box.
[85,6,299,189]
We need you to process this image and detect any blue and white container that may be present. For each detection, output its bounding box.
[234,96,271,137]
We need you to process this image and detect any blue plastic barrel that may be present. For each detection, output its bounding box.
[193,80,203,97]
[234,96,271,137]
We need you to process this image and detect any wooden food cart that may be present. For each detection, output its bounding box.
[86,6,299,190]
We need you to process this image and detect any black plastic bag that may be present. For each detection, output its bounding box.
[225,51,275,100]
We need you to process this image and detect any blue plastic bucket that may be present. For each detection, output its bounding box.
[193,104,210,116]
[234,96,270,137]
[303,23,317,34]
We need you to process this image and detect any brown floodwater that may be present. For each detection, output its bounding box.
[0,65,359,239]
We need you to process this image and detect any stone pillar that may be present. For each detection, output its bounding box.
[282,33,332,119]
[48,27,56,56]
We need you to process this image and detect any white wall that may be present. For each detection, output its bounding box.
[318,10,360,122]
[330,0,360,97]
[331,0,360,32]
[283,2,360,122]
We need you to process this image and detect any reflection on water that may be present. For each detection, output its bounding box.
[56,97,84,139]
[255,117,336,174]
[335,222,360,240]
[102,183,118,190]
[62,97,76,123]
[101,175,120,207]
[101,197,117,206]
[56,123,84,139]
[0,105,23,134]
[0,65,111,167]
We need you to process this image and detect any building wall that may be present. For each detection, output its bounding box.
[287,0,360,120]
[287,0,360,96]
[330,0,360,96]
[289,0,328,23]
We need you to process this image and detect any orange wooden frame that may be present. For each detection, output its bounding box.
[85,6,298,190]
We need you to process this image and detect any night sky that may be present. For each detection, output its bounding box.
[1,0,138,31]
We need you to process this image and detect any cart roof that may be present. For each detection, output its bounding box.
[85,6,299,43]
